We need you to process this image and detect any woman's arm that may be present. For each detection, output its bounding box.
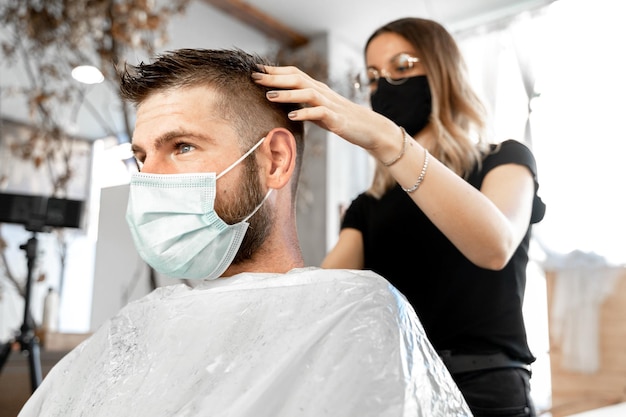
[321,228,365,269]
[253,66,534,269]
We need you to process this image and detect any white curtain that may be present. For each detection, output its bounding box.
[457,0,626,266]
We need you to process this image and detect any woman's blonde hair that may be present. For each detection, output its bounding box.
[364,17,490,198]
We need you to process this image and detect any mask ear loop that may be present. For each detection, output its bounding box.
[215,135,272,223]
[242,189,273,223]
[217,136,266,180]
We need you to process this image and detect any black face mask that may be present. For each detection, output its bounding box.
[370,75,432,137]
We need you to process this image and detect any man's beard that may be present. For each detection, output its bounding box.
[215,155,272,264]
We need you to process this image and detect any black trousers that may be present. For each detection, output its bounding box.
[452,367,537,417]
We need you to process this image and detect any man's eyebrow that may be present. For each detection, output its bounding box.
[131,130,189,154]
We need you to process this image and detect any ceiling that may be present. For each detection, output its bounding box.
[204,0,554,48]
[0,0,554,141]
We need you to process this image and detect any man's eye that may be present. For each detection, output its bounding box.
[177,143,195,154]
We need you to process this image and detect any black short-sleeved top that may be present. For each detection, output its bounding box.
[341,139,546,363]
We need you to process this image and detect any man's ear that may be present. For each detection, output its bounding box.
[262,127,297,190]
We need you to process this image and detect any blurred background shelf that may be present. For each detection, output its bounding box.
[0,331,90,417]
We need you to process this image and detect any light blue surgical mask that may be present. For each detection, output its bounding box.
[125,136,271,280]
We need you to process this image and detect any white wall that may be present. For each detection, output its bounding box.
[0,1,285,338]
[324,34,373,252]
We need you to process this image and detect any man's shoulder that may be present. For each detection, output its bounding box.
[287,267,403,300]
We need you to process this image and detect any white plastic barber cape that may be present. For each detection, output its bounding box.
[19,267,471,417]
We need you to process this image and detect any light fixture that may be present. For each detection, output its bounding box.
[71,65,104,84]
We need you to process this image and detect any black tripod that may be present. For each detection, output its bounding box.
[0,232,43,393]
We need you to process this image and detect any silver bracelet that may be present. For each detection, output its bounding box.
[402,149,430,194]
[382,127,408,167]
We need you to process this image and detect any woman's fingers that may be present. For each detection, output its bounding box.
[252,65,397,152]
[264,87,325,107]
[257,64,301,75]
[259,64,315,80]
[254,69,347,113]
[253,65,334,97]
[253,65,312,88]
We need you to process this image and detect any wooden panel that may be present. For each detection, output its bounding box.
[546,270,626,416]
[0,346,69,417]
[202,0,309,47]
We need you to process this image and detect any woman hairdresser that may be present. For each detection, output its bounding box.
[253,17,545,417]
